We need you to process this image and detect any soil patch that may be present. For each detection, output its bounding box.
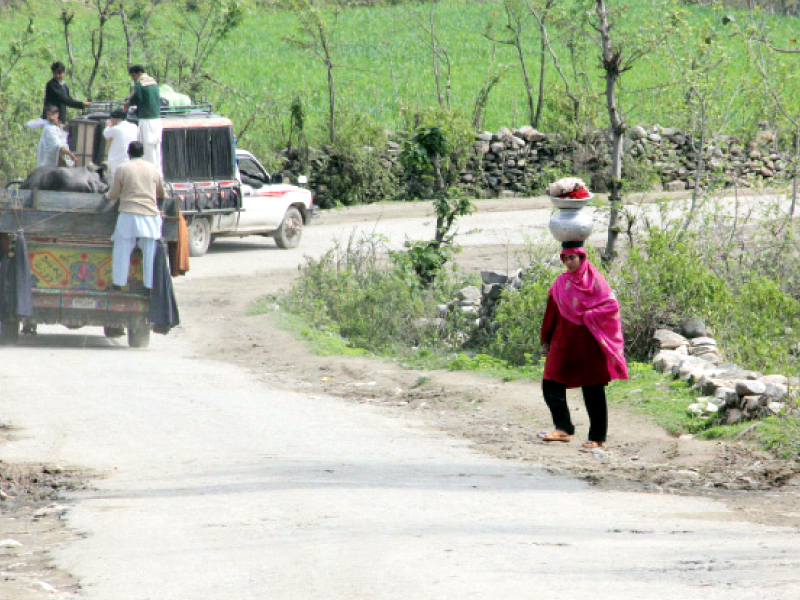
[0,446,87,599]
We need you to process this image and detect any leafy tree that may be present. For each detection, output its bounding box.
[400,124,473,284]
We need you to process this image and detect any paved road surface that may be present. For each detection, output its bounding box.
[1,197,800,599]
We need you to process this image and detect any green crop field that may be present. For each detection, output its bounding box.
[2,0,800,167]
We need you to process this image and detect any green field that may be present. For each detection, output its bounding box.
[1,0,800,174]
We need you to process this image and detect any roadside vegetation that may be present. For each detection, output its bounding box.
[268,193,800,460]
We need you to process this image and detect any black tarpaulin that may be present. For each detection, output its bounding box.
[149,240,180,334]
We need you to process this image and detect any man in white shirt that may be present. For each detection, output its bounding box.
[36,105,77,168]
[103,108,139,187]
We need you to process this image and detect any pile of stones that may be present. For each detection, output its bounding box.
[436,270,523,331]
[651,319,798,424]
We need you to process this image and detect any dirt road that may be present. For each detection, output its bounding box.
[2,196,800,599]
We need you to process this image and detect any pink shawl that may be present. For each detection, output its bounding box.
[549,248,628,381]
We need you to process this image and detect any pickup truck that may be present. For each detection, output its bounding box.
[69,103,316,256]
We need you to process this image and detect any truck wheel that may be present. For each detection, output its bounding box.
[188,217,211,257]
[0,320,19,345]
[274,207,303,249]
[104,326,125,338]
[127,326,151,348]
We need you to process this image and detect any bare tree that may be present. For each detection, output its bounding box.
[592,0,663,262]
[742,1,800,215]
[664,31,740,234]
[284,0,339,144]
[407,0,452,109]
[172,0,246,97]
[528,0,582,126]
[84,0,118,100]
[472,45,509,129]
[119,0,169,68]
[484,0,536,125]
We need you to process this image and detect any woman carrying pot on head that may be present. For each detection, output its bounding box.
[539,242,628,449]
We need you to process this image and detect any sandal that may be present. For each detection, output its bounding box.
[541,430,571,443]
[581,441,604,449]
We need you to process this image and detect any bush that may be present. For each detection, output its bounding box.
[607,228,800,373]
[489,260,560,366]
[282,232,471,354]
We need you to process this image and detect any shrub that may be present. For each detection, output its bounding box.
[282,232,471,354]
[489,260,560,366]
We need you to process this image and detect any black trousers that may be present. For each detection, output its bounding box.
[542,379,608,443]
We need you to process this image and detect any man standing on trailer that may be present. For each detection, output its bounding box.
[103,108,139,187]
[106,141,164,294]
[124,65,163,173]
[28,61,91,130]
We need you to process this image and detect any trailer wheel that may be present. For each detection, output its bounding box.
[274,207,303,249]
[104,326,125,338]
[0,319,20,345]
[188,217,211,257]
[127,326,151,348]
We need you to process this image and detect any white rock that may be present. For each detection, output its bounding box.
[761,374,788,386]
[689,344,719,355]
[675,345,689,355]
[654,329,688,349]
[0,539,23,548]
[652,350,682,373]
[769,401,786,414]
[698,352,723,365]
[765,383,788,400]
[35,581,57,593]
[689,336,717,347]
[735,380,767,396]
[714,387,738,405]
[687,403,704,416]
[705,402,719,414]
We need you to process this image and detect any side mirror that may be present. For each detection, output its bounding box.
[297,175,308,185]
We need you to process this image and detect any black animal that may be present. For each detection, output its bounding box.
[20,165,108,194]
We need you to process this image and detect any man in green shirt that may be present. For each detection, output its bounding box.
[124,64,163,174]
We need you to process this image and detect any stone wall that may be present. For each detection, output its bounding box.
[280,124,793,205]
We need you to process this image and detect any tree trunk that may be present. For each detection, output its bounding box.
[596,0,625,262]
[792,129,799,217]
[429,0,442,107]
[514,40,535,127]
[681,102,706,235]
[327,60,336,144]
[534,23,547,127]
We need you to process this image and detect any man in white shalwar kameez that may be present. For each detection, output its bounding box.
[102,108,139,187]
[106,141,164,293]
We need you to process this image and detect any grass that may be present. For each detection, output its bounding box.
[251,299,372,356]
[3,0,800,165]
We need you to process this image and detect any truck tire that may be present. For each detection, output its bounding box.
[188,217,211,257]
[127,326,151,348]
[274,207,303,249]
[0,319,19,345]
